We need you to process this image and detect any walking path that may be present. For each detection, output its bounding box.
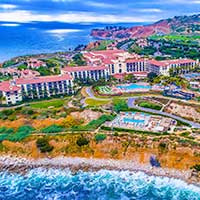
[83,87,200,128]
[128,98,200,128]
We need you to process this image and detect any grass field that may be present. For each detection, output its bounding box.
[149,35,200,46]
[30,99,66,109]
[92,40,114,51]
[85,98,111,106]
[138,101,162,110]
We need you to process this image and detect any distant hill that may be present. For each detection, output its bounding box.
[91,14,200,39]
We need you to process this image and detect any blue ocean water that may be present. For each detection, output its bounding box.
[0,22,144,62]
[0,168,199,200]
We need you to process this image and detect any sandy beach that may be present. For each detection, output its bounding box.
[0,155,198,186]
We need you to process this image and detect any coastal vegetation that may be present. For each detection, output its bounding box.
[36,137,54,153]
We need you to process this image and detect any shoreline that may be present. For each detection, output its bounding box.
[0,155,199,186]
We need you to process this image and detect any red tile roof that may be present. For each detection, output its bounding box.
[126,58,145,63]
[16,74,72,85]
[0,81,21,92]
[63,65,108,73]
[91,49,125,56]
[148,60,167,67]
[113,72,147,79]
[149,59,196,67]
[163,59,196,65]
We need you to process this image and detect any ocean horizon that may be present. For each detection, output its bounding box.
[0,22,146,62]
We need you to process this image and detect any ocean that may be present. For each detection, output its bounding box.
[0,22,144,62]
[0,168,199,200]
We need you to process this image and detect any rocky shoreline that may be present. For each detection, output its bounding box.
[0,155,199,186]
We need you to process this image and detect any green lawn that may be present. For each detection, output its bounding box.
[85,98,111,106]
[92,40,114,51]
[30,99,66,109]
[138,101,162,110]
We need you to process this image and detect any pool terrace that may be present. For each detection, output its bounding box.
[105,112,177,133]
[97,83,152,95]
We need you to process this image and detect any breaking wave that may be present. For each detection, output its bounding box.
[0,168,199,200]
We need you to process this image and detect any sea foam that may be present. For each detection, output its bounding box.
[0,168,199,200]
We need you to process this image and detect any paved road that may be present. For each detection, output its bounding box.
[85,87,200,128]
[128,98,200,129]
[85,87,95,98]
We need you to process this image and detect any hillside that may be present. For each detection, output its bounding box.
[91,14,200,39]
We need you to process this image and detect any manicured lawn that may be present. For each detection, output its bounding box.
[85,98,111,106]
[138,101,162,110]
[30,99,66,109]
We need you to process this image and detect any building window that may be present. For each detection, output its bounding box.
[111,64,115,74]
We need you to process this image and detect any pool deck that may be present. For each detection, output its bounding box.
[128,98,200,129]
[106,111,176,133]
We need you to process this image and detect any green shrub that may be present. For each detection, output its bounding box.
[159,142,168,150]
[36,138,54,153]
[113,99,128,113]
[180,132,190,137]
[7,125,34,142]
[76,137,89,147]
[8,115,17,121]
[1,109,14,116]
[113,132,119,137]
[0,127,14,134]
[0,134,9,142]
[72,114,115,131]
[192,164,200,172]
[42,125,64,133]
[110,148,118,157]
[95,133,107,142]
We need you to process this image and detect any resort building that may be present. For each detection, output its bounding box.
[83,50,147,79]
[26,59,46,69]
[0,68,40,78]
[0,49,198,105]
[190,81,200,90]
[0,81,22,105]
[0,74,73,104]
[148,59,197,76]
[61,65,110,81]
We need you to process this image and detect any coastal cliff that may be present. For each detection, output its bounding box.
[91,14,200,39]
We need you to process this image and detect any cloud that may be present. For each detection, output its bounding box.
[0,4,17,9]
[137,8,163,13]
[46,29,81,34]
[84,1,118,8]
[0,23,20,27]
[0,10,158,23]
[165,0,200,3]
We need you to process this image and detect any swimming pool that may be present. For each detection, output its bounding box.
[117,83,151,91]
[183,73,200,80]
[124,118,145,124]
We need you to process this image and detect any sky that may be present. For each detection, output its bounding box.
[0,0,199,26]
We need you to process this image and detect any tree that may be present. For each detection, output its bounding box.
[147,72,158,83]
[72,53,86,66]
[36,137,54,153]
[124,74,136,83]
[76,137,89,147]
